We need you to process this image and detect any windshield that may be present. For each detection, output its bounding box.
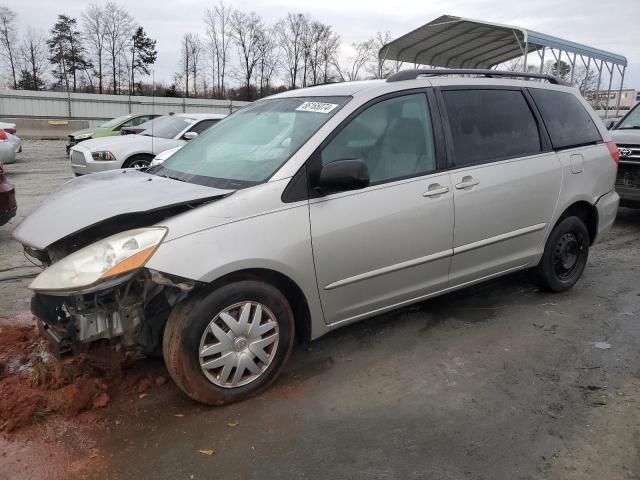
[100,115,133,128]
[141,115,195,139]
[617,104,640,129]
[150,96,349,189]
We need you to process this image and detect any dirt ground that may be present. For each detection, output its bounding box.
[1,141,639,480]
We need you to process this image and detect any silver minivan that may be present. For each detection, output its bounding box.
[14,70,620,404]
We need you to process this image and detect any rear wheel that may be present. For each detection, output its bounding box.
[163,280,295,405]
[122,155,152,169]
[533,216,590,292]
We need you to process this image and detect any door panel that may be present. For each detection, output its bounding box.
[449,152,561,284]
[310,173,454,325]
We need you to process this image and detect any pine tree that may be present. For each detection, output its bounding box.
[47,15,90,92]
[129,26,156,95]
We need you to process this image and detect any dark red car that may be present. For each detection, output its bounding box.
[0,161,16,226]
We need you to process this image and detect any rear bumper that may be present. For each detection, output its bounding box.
[616,185,640,207]
[594,190,619,242]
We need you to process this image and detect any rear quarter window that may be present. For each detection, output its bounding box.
[529,89,602,149]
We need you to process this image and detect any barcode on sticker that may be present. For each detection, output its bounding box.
[296,102,338,114]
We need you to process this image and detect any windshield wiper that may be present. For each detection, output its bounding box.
[618,126,640,130]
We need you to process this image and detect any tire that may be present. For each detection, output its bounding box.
[163,280,295,405]
[533,216,590,292]
[122,155,152,169]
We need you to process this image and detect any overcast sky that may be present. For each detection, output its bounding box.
[6,0,639,89]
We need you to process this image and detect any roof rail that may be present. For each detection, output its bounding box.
[386,69,563,85]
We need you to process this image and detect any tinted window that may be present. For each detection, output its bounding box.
[321,94,436,185]
[442,89,541,166]
[188,119,219,135]
[529,89,602,149]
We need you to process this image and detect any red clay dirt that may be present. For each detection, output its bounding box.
[0,314,170,479]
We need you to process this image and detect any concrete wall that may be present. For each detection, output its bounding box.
[0,89,249,139]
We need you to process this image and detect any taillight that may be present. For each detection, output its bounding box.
[0,130,6,141]
[4,128,15,135]
[606,142,620,164]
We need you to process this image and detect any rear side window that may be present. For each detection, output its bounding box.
[529,89,602,149]
[442,89,542,166]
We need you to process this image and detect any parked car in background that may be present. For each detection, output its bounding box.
[608,103,640,207]
[150,145,181,166]
[0,161,16,226]
[0,121,17,135]
[15,70,618,405]
[121,114,172,136]
[66,113,161,153]
[69,113,225,175]
[0,129,21,164]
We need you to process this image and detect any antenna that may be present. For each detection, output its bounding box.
[151,69,155,156]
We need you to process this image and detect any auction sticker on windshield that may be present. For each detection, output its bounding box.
[296,102,339,114]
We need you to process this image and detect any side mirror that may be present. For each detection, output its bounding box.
[317,159,369,194]
[606,120,616,130]
[183,131,198,140]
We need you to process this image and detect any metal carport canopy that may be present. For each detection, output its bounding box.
[381,14,627,69]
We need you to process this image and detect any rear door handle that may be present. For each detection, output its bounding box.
[423,185,450,197]
[455,177,479,189]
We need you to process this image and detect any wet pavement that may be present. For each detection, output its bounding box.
[1,141,639,479]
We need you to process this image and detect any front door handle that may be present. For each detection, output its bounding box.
[423,184,450,197]
[455,176,480,190]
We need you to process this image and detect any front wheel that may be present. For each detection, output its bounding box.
[533,216,590,292]
[122,155,152,170]
[163,280,295,405]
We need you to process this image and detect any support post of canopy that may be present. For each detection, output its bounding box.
[595,60,603,111]
[538,46,546,74]
[615,64,626,117]
[569,52,577,84]
[604,62,614,119]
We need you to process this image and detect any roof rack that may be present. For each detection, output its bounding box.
[386,69,563,85]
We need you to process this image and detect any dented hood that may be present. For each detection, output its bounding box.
[13,169,233,250]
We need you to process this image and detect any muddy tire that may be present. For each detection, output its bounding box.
[533,216,589,292]
[163,280,295,405]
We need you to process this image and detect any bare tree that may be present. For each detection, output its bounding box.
[188,33,202,96]
[103,2,134,94]
[334,40,372,82]
[276,13,307,89]
[368,31,402,79]
[0,6,18,88]
[319,28,340,83]
[178,33,201,97]
[256,27,279,97]
[204,1,233,97]
[230,10,264,100]
[82,4,106,93]
[18,28,47,90]
[178,33,192,97]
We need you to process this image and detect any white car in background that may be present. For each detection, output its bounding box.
[0,122,22,165]
[69,113,226,175]
[150,145,182,167]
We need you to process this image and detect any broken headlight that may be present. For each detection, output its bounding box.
[30,227,167,294]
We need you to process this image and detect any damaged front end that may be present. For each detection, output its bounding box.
[24,225,198,359]
[31,269,194,358]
